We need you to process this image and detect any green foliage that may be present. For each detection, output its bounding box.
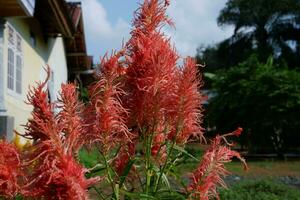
[207,55,300,153]
[196,38,254,72]
[197,0,300,71]
[219,180,300,200]
[79,147,102,168]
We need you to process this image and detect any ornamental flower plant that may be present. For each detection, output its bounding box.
[0,0,247,199]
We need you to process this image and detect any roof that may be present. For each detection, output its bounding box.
[0,0,35,17]
[65,2,93,71]
[34,0,75,37]
[0,0,93,75]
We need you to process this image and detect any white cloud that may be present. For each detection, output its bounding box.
[81,0,131,60]
[81,0,233,61]
[165,0,233,57]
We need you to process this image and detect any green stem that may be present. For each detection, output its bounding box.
[101,152,119,200]
[153,126,181,194]
[144,120,157,195]
[153,140,176,193]
[145,134,152,195]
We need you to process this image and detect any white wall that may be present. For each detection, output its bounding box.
[2,18,68,143]
[46,37,68,103]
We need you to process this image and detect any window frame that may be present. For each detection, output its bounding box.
[6,24,23,98]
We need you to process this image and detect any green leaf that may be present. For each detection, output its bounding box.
[173,144,199,162]
[151,165,171,192]
[161,173,171,190]
[121,190,158,200]
[120,158,138,187]
[87,166,107,177]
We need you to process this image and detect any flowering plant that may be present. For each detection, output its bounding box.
[0,0,246,199]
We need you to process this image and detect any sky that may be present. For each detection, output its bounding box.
[78,0,233,62]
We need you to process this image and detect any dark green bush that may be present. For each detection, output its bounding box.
[219,180,300,200]
[207,55,300,153]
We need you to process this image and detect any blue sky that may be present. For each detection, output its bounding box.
[78,0,233,62]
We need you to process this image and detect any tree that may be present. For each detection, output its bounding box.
[217,0,300,68]
[197,0,300,71]
[207,55,300,153]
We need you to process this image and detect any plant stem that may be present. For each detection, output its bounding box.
[153,140,176,193]
[153,126,181,194]
[145,134,152,195]
[144,120,157,195]
[101,152,119,200]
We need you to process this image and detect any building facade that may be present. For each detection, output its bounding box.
[0,0,92,142]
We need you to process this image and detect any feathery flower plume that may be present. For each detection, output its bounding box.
[188,130,248,200]
[57,83,85,154]
[0,140,22,198]
[125,0,178,130]
[131,0,173,35]
[167,57,204,144]
[22,67,99,199]
[84,52,131,152]
[23,66,57,142]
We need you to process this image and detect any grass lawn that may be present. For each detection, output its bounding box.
[219,179,300,200]
[181,143,300,178]
[226,160,300,177]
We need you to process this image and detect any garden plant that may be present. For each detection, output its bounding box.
[0,0,247,199]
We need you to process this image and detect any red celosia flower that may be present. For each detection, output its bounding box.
[23,66,57,142]
[131,0,173,35]
[21,67,99,199]
[124,0,178,130]
[188,133,248,200]
[84,52,131,152]
[123,0,204,147]
[0,140,22,198]
[57,83,85,154]
[167,57,204,144]
[99,50,127,77]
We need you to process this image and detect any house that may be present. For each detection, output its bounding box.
[0,0,93,142]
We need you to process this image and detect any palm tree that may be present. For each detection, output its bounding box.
[217,0,300,68]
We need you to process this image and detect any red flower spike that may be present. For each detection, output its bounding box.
[167,57,205,144]
[21,69,100,199]
[84,51,131,152]
[188,134,248,200]
[124,0,204,146]
[125,0,179,129]
[132,0,173,35]
[0,140,22,198]
[57,83,85,154]
[23,66,58,142]
[99,50,127,78]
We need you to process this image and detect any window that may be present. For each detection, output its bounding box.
[7,25,23,95]
[7,48,14,90]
